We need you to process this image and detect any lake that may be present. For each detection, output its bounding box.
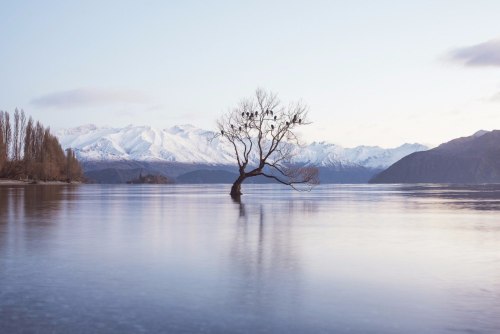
[1,184,499,333]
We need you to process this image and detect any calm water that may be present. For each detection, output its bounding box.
[1,184,499,333]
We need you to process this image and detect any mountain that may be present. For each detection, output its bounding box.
[56,124,428,183]
[57,124,427,168]
[85,167,144,184]
[371,130,500,183]
[176,170,238,184]
[176,170,280,184]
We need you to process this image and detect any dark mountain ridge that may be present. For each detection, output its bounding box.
[82,160,381,184]
[371,130,500,183]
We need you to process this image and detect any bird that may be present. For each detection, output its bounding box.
[246,112,249,117]
[274,115,277,121]
[286,122,289,126]
[298,119,302,124]
[231,124,234,129]
[271,124,274,130]
[241,112,245,117]
[255,111,258,116]
[239,126,242,131]
[266,110,269,115]
[221,130,224,135]
[270,110,273,115]
[293,115,297,123]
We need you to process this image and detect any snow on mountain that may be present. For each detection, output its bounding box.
[294,142,428,169]
[56,124,428,169]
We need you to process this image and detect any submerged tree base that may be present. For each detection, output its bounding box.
[230,193,242,203]
[230,178,244,198]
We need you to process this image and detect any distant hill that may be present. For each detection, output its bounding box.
[371,130,500,183]
[176,169,294,184]
[85,168,144,184]
[82,161,385,184]
[317,165,383,183]
[176,170,238,183]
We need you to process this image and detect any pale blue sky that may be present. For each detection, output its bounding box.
[1,0,500,147]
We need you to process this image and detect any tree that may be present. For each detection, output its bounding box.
[2,111,11,160]
[65,148,82,182]
[12,108,26,161]
[1,109,83,182]
[0,111,5,171]
[215,89,319,198]
[23,116,34,176]
[13,108,20,161]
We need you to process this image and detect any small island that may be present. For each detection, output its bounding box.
[126,173,174,184]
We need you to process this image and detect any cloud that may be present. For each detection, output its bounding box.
[447,37,500,67]
[31,88,150,109]
[488,91,500,102]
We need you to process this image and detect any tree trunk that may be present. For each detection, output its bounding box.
[230,174,246,197]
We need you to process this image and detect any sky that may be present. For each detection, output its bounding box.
[1,0,500,147]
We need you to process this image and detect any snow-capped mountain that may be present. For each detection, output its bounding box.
[296,141,428,169]
[56,124,428,169]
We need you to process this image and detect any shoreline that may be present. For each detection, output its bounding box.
[0,179,82,185]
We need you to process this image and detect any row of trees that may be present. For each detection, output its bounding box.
[0,109,83,182]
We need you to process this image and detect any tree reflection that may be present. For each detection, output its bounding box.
[227,198,319,321]
[0,185,78,254]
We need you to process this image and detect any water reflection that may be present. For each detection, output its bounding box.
[0,185,77,219]
[399,184,500,211]
[228,201,303,325]
[0,184,499,333]
[0,186,78,255]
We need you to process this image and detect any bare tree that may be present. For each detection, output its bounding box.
[19,109,26,160]
[13,108,20,161]
[0,111,5,171]
[214,89,319,197]
[23,116,34,176]
[12,109,26,162]
[2,111,11,161]
[0,110,83,181]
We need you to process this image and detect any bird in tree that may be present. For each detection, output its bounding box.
[214,88,319,198]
